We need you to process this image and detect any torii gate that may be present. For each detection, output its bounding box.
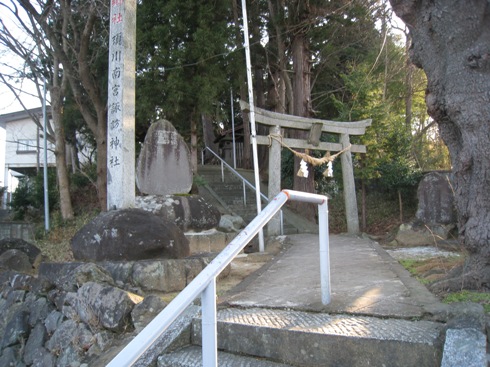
[241,101,372,235]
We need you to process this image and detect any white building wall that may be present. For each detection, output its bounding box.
[0,122,6,188]
[5,117,55,169]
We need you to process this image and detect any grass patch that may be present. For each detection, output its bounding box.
[399,259,434,284]
[443,291,490,313]
[399,259,424,275]
[398,256,464,284]
[398,256,490,313]
[33,210,99,262]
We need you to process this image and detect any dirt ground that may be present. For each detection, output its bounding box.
[158,237,288,304]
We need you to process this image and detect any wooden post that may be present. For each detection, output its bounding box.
[268,125,282,235]
[107,0,136,210]
[340,133,360,234]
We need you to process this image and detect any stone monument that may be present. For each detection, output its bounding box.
[107,0,136,210]
[416,171,456,225]
[394,171,458,246]
[136,120,193,195]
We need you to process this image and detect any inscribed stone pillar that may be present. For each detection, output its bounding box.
[268,125,282,235]
[107,0,136,210]
[340,133,360,234]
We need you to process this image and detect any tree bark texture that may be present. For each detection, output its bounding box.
[291,32,316,222]
[50,71,74,221]
[190,112,198,173]
[390,0,490,290]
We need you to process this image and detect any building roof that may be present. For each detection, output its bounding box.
[0,106,51,124]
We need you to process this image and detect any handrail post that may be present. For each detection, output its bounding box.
[318,198,331,305]
[280,210,284,236]
[220,161,224,182]
[106,190,330,366]
[202,278,217,367]
[242,181,246,206]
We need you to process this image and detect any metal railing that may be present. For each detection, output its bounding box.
[201,146,284,235]
[107,189,331,367]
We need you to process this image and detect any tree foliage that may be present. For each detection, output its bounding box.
[136,0,232,136]
[1,0,453,231]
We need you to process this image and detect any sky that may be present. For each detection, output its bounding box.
[0,1,44,115]
[0,76,42,115]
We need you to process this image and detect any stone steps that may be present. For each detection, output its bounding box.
[158,345,294,367]
[174,307,443,367]
[197,165,311,235]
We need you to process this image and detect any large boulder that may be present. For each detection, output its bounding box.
[71,208,190,262]
[136,195,220,232]
[0,249,33,273]
[394,222,456,247]
[131,295,167,333]
[0,238,42,268]
[75,282,142,332]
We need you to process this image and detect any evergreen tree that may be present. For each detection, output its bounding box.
[136,0,233,171]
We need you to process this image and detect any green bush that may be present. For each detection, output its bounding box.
[9,169,59,220]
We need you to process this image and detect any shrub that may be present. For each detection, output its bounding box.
[9,169,59,220]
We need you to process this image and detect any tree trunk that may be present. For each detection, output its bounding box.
[50,57,74,220]
[390,0,490,290]
[50,83,74,221]
[190,113,198,173]
[14,0,109,211]
[267,0,288,114]
[201,114,218,163]
[291,32,316,222]
[398,189,403,223]
[54,18,74,221]
[404,33,414,129]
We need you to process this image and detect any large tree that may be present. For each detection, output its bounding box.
[0,1,74,220]
[390,0,490,290]
[261,0,381,220]
[136,0,231,172]
[15,0,110,210]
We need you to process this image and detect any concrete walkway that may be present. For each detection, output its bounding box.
[161,233,488,366]
[223,233,445,319]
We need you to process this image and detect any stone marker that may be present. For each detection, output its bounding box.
[416,171,456,225]
[136,120,193,195]
[107,0,136,210]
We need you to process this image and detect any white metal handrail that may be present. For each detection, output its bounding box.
[202,146,268,202]
[201,146,284,235]
[107,189,330,367]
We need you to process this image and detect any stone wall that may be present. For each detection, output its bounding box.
[0,222,33,242]
[0,258,222,366]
